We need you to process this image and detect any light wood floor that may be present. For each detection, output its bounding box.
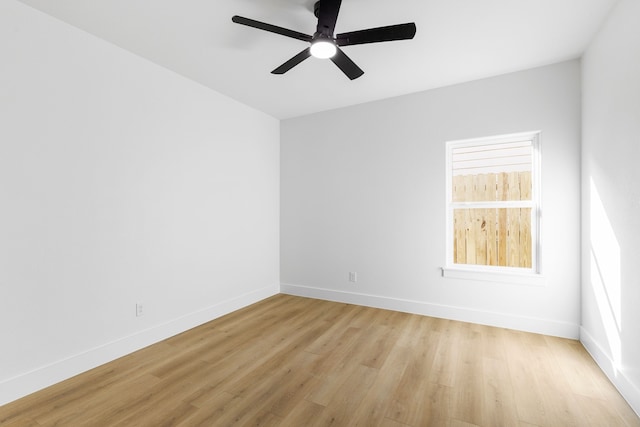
[1,295,639,426]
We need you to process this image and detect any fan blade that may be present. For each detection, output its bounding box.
[316,0,342,37]
[232,15,312,42]
[336,22,416,46]
[272,48,312,74]
[330,47,364,80]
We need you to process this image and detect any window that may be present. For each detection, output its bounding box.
[445,131,541,278]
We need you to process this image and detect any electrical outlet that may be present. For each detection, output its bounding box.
[349,272,357,283]
[136,303,144,317]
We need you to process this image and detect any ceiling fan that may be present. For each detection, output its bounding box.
[232,0,417,80]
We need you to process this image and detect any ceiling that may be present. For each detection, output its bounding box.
[17,0,617,119]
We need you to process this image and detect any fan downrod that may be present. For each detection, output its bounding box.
[313,1,321,18]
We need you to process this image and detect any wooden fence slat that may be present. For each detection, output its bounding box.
[485,173,498,265]
[465,208,476,264]
[487,208,497,266]
[498,173,508,201]
[507,208,520,267]
[476,174,487,201]
[452,175,465,202]
[508,172,521,201]
[498,208,508,266]
[454,209,466,264]
[520,208,532,268]
[487,173,497,202]
[520,171,532,200]
[475,210,487,265]
[483,175,497,265]
[464,175,474,202]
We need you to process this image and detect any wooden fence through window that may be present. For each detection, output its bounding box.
[452,171,532,268]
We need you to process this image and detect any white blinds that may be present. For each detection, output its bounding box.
[452,140,532,176]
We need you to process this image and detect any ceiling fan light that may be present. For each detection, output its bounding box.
[310,40,337,59]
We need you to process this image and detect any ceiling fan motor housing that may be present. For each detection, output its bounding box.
[313,1,321,19]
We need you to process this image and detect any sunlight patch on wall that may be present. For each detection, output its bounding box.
[590,177,622,372]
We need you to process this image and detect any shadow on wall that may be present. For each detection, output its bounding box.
[589,176,622,375]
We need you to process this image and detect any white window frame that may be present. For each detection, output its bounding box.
[443,131,544,285]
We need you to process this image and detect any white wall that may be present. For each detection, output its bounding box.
[581,0,640,415]
[281,60,581,339]
[0,0,279,405]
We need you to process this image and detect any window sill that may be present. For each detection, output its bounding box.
[441,267,546,287]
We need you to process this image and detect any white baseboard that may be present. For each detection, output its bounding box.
[580,327,640,418]
[0,284,278,407]
[280,282,579,339]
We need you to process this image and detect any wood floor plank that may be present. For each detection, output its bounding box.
[348,336,414,426]
[1,342,174,425]
[278,399,325,426]
[379,418,412,427]
[480,324,508,361]
[518,422,541,427]
[385,316,445,425]
[574,393,640,427]
[545,335,611,400]
[528,346,589,427]
[305,305,365,355]
[504,330,550,426]
[124,400,199,427]
[481,356,519,427]
[305,327,366,406]
[236,409,283,427]
[1,294,638,427]
[449,419,482,427]
[428,319,461,388]
[310,364,379,426]
[36,373,161,426]
[358,323,400,369]
[0,417,40,427]
[415,382,453,426]
[266,360,321,418]
[451,323,485,426]
[223,350,319,420]
[221,323,329,399]
[178,391,243,426]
